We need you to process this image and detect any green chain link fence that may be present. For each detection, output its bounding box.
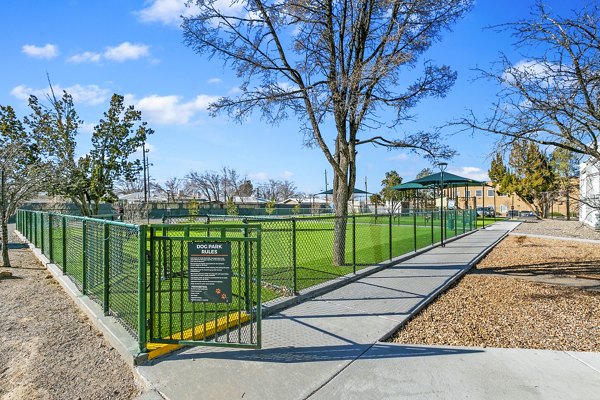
[16,210,146,350]
[164,210,478,296]
[16,207,477,353]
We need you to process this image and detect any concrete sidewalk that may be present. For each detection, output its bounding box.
[136,222,600,400]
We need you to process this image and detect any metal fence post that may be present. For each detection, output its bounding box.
[352,215,356,273]
[413,210,417,251]
[244,224,250,312]
[40,213,45,251]
[62,216,67,273]
[431,210,434,246]
[454,208,458,237]
[103,222,110,315]
[388,214,392,260]
[292,218,297,294]
[462,210,466,234]
[82,221,88,295]
[48,214,53,262]
[138,225,147,352]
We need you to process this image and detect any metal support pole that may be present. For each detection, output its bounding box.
[103,223,110,315]
[413,208,417,251]
[48,214,53,262]
[292,218,297,294]
[388,214,392,260]
[62,216,67,273]
[137,225,147,352]
[352,215,356,273]
[82,221,88,295]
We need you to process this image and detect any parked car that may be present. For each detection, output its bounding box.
[520,210,534,217]
[476,206,495,217]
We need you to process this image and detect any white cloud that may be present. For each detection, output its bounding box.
[10,84,110,106]
[104,42,150,62]
[448,166,489,182]
[387,153,409,161]
[136,0,245,26]
[79,122,96,135]
[282,171,294,179]
[136,0,192,26]
[208,78,222,84]
[129,93,218,125]
[22,44,59,59]
[67,51,101,63]
[249,172,268,181]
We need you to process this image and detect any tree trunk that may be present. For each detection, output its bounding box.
[0,169,9,267]
[1,216,9,267]
[566,185,571,221]
[333,176,349,266]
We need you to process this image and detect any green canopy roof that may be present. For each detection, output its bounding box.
[404,171,487,188]
[390,182,426,191]
[317,188,370,195]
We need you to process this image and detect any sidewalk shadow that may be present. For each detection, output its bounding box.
[158,343,482,364]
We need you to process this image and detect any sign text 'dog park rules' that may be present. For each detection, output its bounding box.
[188,242,232,303]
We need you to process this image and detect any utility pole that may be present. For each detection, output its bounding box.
[142,143,150,223]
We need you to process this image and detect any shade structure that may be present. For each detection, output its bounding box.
[390,182,426,191]
[402,171,487,188]
[317,188,371,195]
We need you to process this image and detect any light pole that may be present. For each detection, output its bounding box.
[437,162,448,247]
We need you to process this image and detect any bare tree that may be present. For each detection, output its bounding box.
[186,170,222,202]
[0,106,44,267]
[183,0,466,264]
[115,174,145,195]
[277,180,298,200]
[459,3,600,163]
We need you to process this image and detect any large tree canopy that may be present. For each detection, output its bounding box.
[461,3,600,161]
[488,141,556,218]
[183,0,471,264]
[27,92,153,216]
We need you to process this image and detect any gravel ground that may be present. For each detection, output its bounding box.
[0,229,141,400]
[391,219,600,351]
[512,218,600,240]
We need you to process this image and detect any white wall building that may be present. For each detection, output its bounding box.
[579,158,600,230]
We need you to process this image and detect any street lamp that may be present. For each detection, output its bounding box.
[437,162,448,247]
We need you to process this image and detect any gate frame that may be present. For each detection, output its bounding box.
[146,223,262,350]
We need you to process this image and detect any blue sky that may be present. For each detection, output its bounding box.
[0,0,583,194]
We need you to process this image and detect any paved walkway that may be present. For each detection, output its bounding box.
[136,222,600,400]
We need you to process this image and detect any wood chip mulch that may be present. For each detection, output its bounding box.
[391,234,600,351]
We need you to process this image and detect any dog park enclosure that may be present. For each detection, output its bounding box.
[16,209,478,353]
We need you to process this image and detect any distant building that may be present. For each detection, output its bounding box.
[444,181,578,217]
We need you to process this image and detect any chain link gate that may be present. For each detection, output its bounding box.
[147,224,262,349]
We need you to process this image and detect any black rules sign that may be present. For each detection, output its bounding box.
[188,242,232,303]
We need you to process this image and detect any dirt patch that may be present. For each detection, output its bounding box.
[390,226,600,351]
[0,230,140,400]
